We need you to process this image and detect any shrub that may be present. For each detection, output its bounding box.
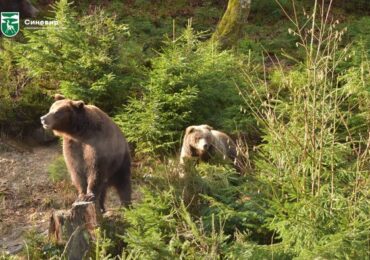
[120,160,275,259]
[17,0,142,112]
[340,44,370,138]
[0,40,50,134]
[346,17,370,56]
[88,228,114,260]
[116,25,251,156]
[22,230,63,259]
[48,156,69,183]
[241,2,370,258]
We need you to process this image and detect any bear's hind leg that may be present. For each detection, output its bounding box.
[115,179,131,207]
[98,186,107,213]
[112,163,132,207]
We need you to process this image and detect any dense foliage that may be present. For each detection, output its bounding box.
[118,3,370,258]
[0,0,369,259]
[115,26,249,156]
[17,0,142,112]
[0,40,50,133]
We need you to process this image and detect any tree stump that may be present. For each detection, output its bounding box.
[49,201,102,260]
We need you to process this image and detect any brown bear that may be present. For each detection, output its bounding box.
[180,124,238,167]
[40,94,131,212]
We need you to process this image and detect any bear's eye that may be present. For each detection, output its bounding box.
[54,111,63,118]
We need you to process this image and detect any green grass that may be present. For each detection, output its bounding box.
[48,156,69,183]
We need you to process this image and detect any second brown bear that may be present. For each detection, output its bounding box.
[180,124,238,167]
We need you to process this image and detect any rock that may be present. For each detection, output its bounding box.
[6,243,23,255]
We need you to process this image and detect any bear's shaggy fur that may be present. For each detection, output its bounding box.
[180,124,237,166]
[41,94,131,212]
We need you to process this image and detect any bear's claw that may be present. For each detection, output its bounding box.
[84,192,96,202]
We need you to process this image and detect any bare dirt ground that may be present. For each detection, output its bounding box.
[0,138,125,255]
[0,140,64,255]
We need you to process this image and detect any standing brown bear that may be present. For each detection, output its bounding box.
[41,94,131,212]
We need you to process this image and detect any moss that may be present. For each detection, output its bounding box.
[212,0,251,49]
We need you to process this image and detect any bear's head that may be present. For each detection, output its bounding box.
[40,94,85,134]
[185,125,214,155]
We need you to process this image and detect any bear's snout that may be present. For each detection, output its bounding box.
[196,138,209,151]
[40,114,51,129]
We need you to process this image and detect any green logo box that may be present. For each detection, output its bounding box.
[1,12,20,37]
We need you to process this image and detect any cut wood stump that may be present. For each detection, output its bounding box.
[48,201,102,260]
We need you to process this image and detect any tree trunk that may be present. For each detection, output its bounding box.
[212,0,252,49]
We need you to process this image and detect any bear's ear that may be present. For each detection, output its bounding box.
[202,124,213,131]
[185,126,195,136]
[73,100,85,110]
[54,94,65,101]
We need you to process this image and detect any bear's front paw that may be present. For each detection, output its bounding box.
[75,193,85,202]
[84,192,96,202]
